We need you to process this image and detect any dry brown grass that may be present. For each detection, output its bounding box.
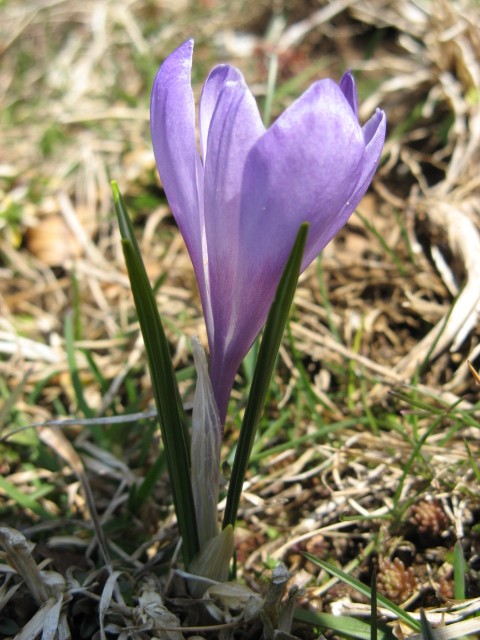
[1,0,480,638]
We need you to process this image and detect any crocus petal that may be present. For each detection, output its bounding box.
[339,71,358,117]
[241,78,366,283]
[357,108,387,200]
[151,42,386,424]
[209,80,384,418]
[199,65,245,163]
[302,107,386,266]
[202,81,265,417]
[150,40,206,301]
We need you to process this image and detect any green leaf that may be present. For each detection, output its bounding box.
[454,540,466,600]
[0,476,53,519]
[222,223,308,530]
[64,312,94,420]
[465,440,480,483]
[295,609,394,640]
[129,448,167,511]
[111,181,199,566]
[304,553,421,632]
[419,609,435,640]
[371,569,378,640]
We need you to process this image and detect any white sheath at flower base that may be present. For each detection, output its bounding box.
[191,336,222,548]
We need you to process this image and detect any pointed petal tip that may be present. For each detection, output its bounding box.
[358,106,386,152]
[339,70,358,117]
[151,39,194,94]
[378,108,387,133]
[181,38,194,55]
[176,37,194,54]
[340,69,354,84]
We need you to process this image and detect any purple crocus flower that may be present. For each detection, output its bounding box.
[151,40,386,424]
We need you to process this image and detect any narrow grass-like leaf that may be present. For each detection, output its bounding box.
[417,300,456,378]
[355,210,407,275]
[27,371,60,406]
[83,350,108,395]
[360,375,379,436]
[0,372,29,432]
[454,540,466,600]
[111,181,199,566]
[242,340,259,388]
[371,569,378,640]
[286,322,333,420]
[316,255,342,342]
[250,415,373,463]
[0,476,53,519]
[390,390,450,416]
[392,413,443,512]
[222,224,308,529]
[64,312,94,420]
[394,209,417,266]
[407,371,421,442]
[71,267,82,340]
[294,609,394,640]
[250,410,291,458]
[465,440,480,483]
[304,553,421,632]
[347,325,363,412]
[129,448,167,511]
[419,609,435,640]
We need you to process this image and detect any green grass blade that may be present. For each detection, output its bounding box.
[355,210,407,275]
[294,609,394,640]
[454,540,466,600]
[0,372,29,432]
[304,553,421,632]
[465,440,480,483]
[392,413,443,512]
[64,311,95,420]
[419,609,435,640]
[316,255,342,342]
[250,415,372,463]
[0,476,53,520]
[129,449,167,511]
[111,181,199,566]
[222,223,308,530]
[371,569,378,640]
